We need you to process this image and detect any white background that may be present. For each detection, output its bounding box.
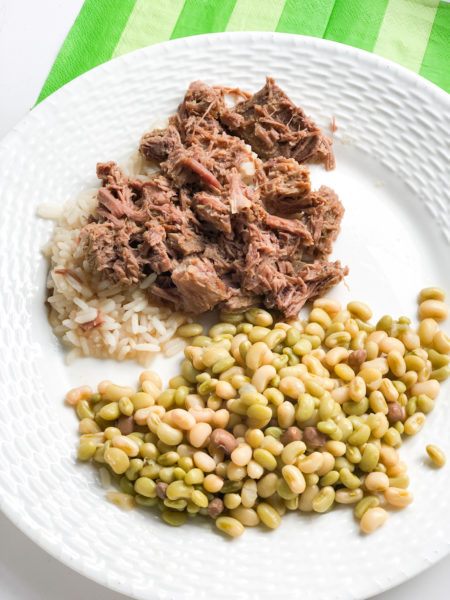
[0,1,449,598]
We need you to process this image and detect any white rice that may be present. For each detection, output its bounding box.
[42,155,187,366]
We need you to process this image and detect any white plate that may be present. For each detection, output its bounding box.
[0,32,449,600]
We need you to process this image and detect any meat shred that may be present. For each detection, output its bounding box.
[79,79,347,317]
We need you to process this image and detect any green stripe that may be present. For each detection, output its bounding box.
[113,0,184,57]
[324,0,389,52]
[276,0,335,37]
[373,0,439,72]
[36,0,137,103]
[420,1,450,92]
[171,0,237,39]
[227,0,286,31]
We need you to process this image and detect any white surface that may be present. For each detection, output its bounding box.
[0,6,449,600]
[0,0,83,138]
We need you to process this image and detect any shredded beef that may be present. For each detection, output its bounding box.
[221,77,335,170]
[256,157,314,215]
[80,79,347,318]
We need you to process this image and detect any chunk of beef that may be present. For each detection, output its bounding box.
[298,260,349,301]
[193,192,232,234]
[139,126,182,162]
[265,213,313,244]
[221,77,335,169]
[140,176,178,208]
[161,143,222,190]
[167,231,204,256]
[150,275,183,308]
[80,222,141,285]
[178,81,226,121]
[96,161,129,187]
[141,222,172,273]
[312,186,345,257]
[300,186,345,260]
[256,157,313,215]
[171,257,232,313]
[220,291,261,312]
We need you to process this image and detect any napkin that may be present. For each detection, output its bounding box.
[37,0,449,103]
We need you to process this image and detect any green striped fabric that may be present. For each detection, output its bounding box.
[37,0,450,103]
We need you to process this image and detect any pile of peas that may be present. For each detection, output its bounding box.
[67,287,449,537]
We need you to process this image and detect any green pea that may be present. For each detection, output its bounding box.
[135,495,158,507]
[209,323,236,338]
[398,316,411,325]
[392,380,406,394]
[428,349,449,369]
[319,470,340,487]
[339,468,361,489]
[359,443,380,472]
[245,308,273,327]
[236,323,253,334]
[286,327,301,347]
[282,347,300,365]
[264,329,286,349]
[264,388,284,406]
[270,375,280,388]
[120,476,136,495]
[76,400,94,421]
[272,354,289,370]
[119,396,134,416]
[430,366,450,382]
[221,480,243,494]
[277,478,297,500]
[126,458,144,481]
[177,323,204,338]
[394,421,404,434]
[158,451,180,466]
[196,372,210,384]
[318,395,335,420]
[239,340,252,361]
[174,385,189,406]
[77,440,97,461]
[134,477,157,498]
[140,461,160,479]
[354,319,375,333]
[326,322,345,336]
[354,495,379,519]
[347,424,371,445]
[300,334,321,349]
[265,426,282,439]
[219,311,245,325]
[191,335,212,348]
[376,315,393,333]
[293,339,313,356]
[181,359,200,384]
[212,355,235,374]
[334,457,355,472]
[345,445,362,464]
[406,397,417,416]
[343,396,369,416]
[169,375,190,389]
[162,509,187,525]
[383,427,402,447]
[416,393,435,413]
[296,393,315,422]
[157,389,176,409]
[197,378,218,395]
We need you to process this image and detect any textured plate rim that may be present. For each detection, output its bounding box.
[0,31,449,600]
